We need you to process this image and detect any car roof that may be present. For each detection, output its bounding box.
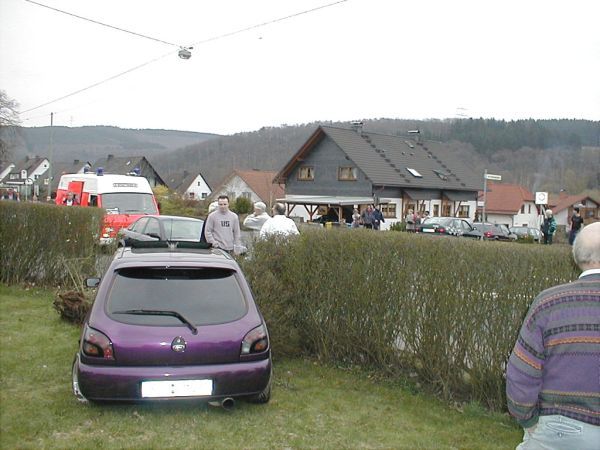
[136,215,203,222]
[111,244,238,270]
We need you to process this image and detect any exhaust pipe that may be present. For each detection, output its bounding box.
[221,397,235,410]
[208,397,235,410]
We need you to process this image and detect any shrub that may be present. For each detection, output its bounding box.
[0,202,104,287]
[240,229,578,410]
[231,196,253,215]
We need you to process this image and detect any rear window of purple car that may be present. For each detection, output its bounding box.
[106,267,248,326]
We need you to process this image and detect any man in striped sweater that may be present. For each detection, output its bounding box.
[506,221,600,450]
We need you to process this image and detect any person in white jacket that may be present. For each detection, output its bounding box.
[243,201,270,231]
[260,203,299,238]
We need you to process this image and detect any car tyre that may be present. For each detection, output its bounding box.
[247,371,272,404]
[72,356,89,404]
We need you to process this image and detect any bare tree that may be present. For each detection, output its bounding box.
[0,90,21,162]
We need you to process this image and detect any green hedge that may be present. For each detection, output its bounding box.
[0,202,105,287]
[240,230,578,410]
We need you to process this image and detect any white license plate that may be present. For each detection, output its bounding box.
[423,228,434,233]
[141,379,213,398]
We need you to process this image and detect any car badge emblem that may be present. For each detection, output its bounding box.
[171,336,186,353]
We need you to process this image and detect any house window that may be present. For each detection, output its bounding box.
[380,203,397,218]
[298,166,314,181]
[197,181,201,186]
[9,173,18,180]
[188,192,195,199]
[520,204,525,214]
[433,205,439,217]
[242,192,251,199]
[201,193,207,199]
[528,204,531,214]
[338,167,357,181]
[458,205,469,218]
[442,204,452,216]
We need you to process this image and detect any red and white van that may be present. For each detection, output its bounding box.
[56,171,159,244]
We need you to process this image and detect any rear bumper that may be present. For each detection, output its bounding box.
[75,354,272,401]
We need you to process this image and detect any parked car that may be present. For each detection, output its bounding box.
[472,222,518,241]
[72,242,272,408]
[118,215,204,246]
[509,226,543,242]
[417,217,483,239]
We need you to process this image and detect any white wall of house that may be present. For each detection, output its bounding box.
[212,176,260,203]
[183,174,211,200]
[0,164,15,184]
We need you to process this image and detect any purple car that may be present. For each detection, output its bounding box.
[72,242,271,408]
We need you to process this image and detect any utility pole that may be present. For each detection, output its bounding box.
[47,112,53,201]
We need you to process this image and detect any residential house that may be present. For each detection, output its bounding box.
[50,159,92,194]
[92,155,166,187]
[4,156,50,200]
[273,125,481,229]
[477,182,540,227]
[0,163,15,185]
[549,192,599,229]
[168,170,212,200]
[210,169,284,208]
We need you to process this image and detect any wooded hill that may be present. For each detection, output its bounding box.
[153,118,599,195]
[6,119,599,195]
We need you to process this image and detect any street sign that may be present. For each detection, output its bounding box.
[484,173,502,181]
[535,192,548,205]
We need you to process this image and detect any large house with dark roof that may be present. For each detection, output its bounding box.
[549,192,599,229]
[92,155,165,187]
[167,170,212,200]
[274,125,481,228]
[2,156,50,200]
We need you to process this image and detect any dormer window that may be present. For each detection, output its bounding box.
[298,166,314,181]
[406,167,422,178]
[338,167,357,181]
[433,169,448,181]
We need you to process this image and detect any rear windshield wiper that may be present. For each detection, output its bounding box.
[113,309,198,334]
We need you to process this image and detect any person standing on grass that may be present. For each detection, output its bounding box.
[243,201,270,231]
[506,221,600,450]
[568,207,584,245]
[204,195,241,253]
[541,209,557,245]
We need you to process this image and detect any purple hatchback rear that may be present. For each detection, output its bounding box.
[72,244,272,406]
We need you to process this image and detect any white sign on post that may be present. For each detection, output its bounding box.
[535,192,548,205]
[484,173,502,181]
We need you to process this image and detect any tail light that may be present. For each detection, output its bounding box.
[241,324,269,355]
[484,231,493,238]
[437,227,445,234]
[82,325,114,360]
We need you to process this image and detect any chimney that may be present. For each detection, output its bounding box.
[107,154,114,160]
[350,121,363,135]
[183,170,189,178]
[73,159,80,165]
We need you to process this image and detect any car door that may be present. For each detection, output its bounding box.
[461,220,480,238]
[122,217,150,245]
[142,217,162,240]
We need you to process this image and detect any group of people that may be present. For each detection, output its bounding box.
[200,195,299,254]
[0,188,20,201]
[351,205,385,230]
[540,207,585,246]
[404,209,429,232]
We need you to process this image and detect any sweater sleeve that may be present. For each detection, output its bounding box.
[204,214,217,246]
[506,302,545,428]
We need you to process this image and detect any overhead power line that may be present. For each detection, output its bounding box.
[23,0,181,47]
[19,0,349,117]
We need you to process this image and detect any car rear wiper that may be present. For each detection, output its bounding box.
[113,309,198,334]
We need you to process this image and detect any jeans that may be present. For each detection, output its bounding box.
[516,415,600,450]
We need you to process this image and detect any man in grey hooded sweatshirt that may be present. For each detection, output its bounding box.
[204,195,241,253]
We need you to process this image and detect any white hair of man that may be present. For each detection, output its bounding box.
[254,201,266,213]
[572,222,600,270]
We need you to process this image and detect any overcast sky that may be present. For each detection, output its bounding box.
[1,0,599,135]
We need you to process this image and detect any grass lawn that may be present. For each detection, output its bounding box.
[0,284,522,449]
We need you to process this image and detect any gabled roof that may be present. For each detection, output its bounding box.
[50,160,92,191]
[213,169,285,204]
[6,156,49,182]
[477,182,534,214]
[168,171,212,195]
[92,155,166,185]
[274,125,481,191]
[550,193,600,214]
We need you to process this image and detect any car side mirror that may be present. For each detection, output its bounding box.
[86,277,101,288]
